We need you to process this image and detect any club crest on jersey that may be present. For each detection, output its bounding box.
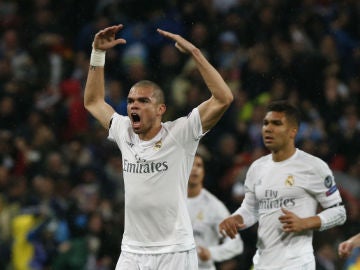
[154,140,162,150]
[285,175,294,187]
[324,175,333,188]
[196,211,204,221]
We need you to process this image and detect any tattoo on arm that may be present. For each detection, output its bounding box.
[90,65,97,70]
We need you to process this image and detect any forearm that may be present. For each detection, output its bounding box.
[84,65,106,108]
[209,235,243,262]
[300,216,321,231]
[84,55,115,129]
[233,192,258,229]
[348,233,360,247]
[317,205,346,231]
[190,48,233,105]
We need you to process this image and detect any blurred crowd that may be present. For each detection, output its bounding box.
[0,0,359,269]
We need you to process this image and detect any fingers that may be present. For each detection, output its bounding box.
[281,207,291,214]
[93,25,126,50]
[96,25,123,38]
[338,249,350,259]
[220,229,227,237]
[157,28,173,37]
[157,29,181,43]
[338,242,353,259]
[219,220,243,239]
[175,42,187,53]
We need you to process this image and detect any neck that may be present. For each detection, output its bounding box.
[139,123,162,141]
[272,146,296,162]
[188,183,202,198]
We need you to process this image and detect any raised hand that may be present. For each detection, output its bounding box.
[93,24,126,51]
[157,28,196,54]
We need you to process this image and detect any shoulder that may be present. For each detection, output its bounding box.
[165,108,200,126]
[109,113,132,139]
[296,149,329,168]
[296,149,332,176]
[250,153,272,169]
[111,112,131,126]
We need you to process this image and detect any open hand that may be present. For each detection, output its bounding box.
[93,25,126,51]
[157,29,196,54]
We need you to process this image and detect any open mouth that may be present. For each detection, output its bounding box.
[131,113,141,129]
[131,113,140,123]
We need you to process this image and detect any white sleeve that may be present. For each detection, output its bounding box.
[166,108,205,155]
[306,158,343,208]
[233,192,258,228]
[305,157,346,230]
[108,112,129,150]
[208,234,243,262]
[233,164,258,228]
[317,204,346,231]
[208,201,244,261]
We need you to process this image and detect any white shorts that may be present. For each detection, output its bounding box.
[115,248,198,270]
[254,260,315,270]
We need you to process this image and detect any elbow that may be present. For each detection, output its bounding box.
[84,92,97,111]
[340,207,347,225]
[84,99,91,111]
[84,98,96,112]
[337,205,347,226]
[222,89,234,109]
[318,205,347,231]
[226,91,234,106]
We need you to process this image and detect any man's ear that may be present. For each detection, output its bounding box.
[289,127,298,139]
[158,104,167,116]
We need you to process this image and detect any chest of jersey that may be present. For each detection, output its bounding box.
[121,134,175,175]
[253,163,315,211]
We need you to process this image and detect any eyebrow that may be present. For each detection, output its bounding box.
[263,119,283,125]
[127,96,153,102]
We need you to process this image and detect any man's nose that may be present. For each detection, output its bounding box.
[263,125,272,133]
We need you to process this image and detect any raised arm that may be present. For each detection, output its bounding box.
[157,29,233,132]
[84,25,126,129]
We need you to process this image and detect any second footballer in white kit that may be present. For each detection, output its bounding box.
[187,154,243,270]
[219,101,346,270]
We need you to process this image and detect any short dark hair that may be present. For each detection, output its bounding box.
[266,100,300,128]
[132,80,165,104]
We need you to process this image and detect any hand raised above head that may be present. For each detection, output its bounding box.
[93,24,127,51]
[157,28,196,54]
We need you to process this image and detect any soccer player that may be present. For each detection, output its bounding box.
[219,100,346,270]
[338,232,360,258]
[84,25,233,270]
[187,153,243,270]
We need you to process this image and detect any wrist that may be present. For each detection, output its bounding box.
[90,48,106,66]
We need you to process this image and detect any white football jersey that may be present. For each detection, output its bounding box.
[187,189,243,270]
[109,108,204,254]
[235,149,344,269]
